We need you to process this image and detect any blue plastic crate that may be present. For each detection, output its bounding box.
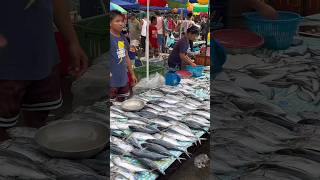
[243,11,303,50]
[186,65,205,77]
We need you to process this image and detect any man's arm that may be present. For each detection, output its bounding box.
[125,51,137,85]
[179,53,196,67]
[52,0,88,77]
[247,0,277,19]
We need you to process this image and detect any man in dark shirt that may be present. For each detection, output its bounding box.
[167,26,199,69]
[0,0,88,141]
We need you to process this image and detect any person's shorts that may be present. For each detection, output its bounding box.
[110,83,130,102]
[157,34,164,46]
[0,65,62,127]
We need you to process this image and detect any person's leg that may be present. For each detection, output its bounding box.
[0,80,27,141]
[21,65,62,128]
[117,84,130,102]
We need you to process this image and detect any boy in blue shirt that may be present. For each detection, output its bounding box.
[110,10,137,102]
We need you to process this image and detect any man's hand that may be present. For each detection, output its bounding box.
[0,35,7,48]
[68,43,88,78]
[260,5,278,20]
[191,62,197,67]
[131,73,138,86]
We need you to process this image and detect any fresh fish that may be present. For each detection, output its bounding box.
[158,102,177,108]
[79,159,107,175]
[143,108,160,115]
[125,112,141,119]
[213,81,252,98]
[111,122,129,130]
[167,110,184,117]
[126,137,142,149]
[154,133,180,146]
[111,144,128,156]
[111,137,134,153]
[129,132,156,141]
[111,111,126,119]
[111,106,126,115]
[111,166,135,180]
[147,104,165,112]
[129,125,159,134]
[297,89,313,102]
[112,157,148,173]
[0,139,50,163]
[192,110,210,119]
[130,149,169,161]
[183,120,207,130]
[149,118,172,128]
[185,98,203,106]
[0,149,54,179]
[136,158,165,175]
[168,125,195,137]
[45,159,97,176]
[144,90,164,98]
[141,143,185,162]
[136,111,157,119]
[145,139,190,156]
[6,127,37,139]
[286,84,299,96]
[163,98,180,104]
[185,115,210,125]
[127,119,147,126]
[111,131,127,139]
[163,131,196,142]
[158,114,181,121]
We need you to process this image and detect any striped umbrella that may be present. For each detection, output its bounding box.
[110,2,128,14]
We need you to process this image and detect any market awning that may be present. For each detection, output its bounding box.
[138,6,171,11]
[111,0,140,9]
[110,2,128,14]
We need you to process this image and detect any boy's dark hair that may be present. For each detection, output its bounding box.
[150,16,157,22]
[187,26,200,34]
[155,11,160,16]
[187,12,193,19]
[110,10,124,21]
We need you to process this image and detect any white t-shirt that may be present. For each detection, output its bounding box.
[141,18,148,37]
[156,16,164,34]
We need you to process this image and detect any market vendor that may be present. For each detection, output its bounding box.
[167,26,199,70]
[110,10,138,103]
[227,0,277,28]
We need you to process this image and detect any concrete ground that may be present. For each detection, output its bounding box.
[167,140,210,180]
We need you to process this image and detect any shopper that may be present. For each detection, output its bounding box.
[140,12,148,52]
[128,14,141,45]
[167,26,199,70]
[227,0,277,28]
[0,0,88,141]
[155,11,165,53]
[181,13,200,34]
[149,16,159,57]
[200,17,209,41]
[110,10,137,103]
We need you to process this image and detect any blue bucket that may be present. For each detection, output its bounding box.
[186,65,204,77]
[243,11,303,50]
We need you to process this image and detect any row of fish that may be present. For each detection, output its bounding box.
[110,80,210,180]
[0,101,108,179]
[212,44,320,179]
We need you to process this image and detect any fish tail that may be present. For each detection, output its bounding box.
[185,149,192,158]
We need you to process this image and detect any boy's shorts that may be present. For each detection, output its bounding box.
[110,84,130,102]
[0,65,62,128]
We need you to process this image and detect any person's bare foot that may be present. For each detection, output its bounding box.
[0,128,10,142]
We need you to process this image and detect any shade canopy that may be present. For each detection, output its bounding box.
[110,2,128,13]
[111,0,140,9]
[193,3,208,12]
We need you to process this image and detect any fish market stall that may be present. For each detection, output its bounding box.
[211,32,320,179]
[110,73,210,180]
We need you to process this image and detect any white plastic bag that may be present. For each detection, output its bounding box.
[133,73,165,94]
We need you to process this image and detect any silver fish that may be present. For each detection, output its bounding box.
[129,132,156,141]
[154,133,180,146]
[110,137,134,153]
[168,125,195,137]
[0,149,54,179]
[286,84,299,96]
[6,127,37,139]
[112,157,148,173]
[45,159,97,177]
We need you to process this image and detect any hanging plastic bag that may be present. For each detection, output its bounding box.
[133,73,165,94]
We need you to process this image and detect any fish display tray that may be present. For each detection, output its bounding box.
[111,72,210,180]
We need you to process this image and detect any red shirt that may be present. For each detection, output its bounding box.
[149,25,158,48]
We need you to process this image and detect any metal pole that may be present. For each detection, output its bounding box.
[146,0,150,80]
